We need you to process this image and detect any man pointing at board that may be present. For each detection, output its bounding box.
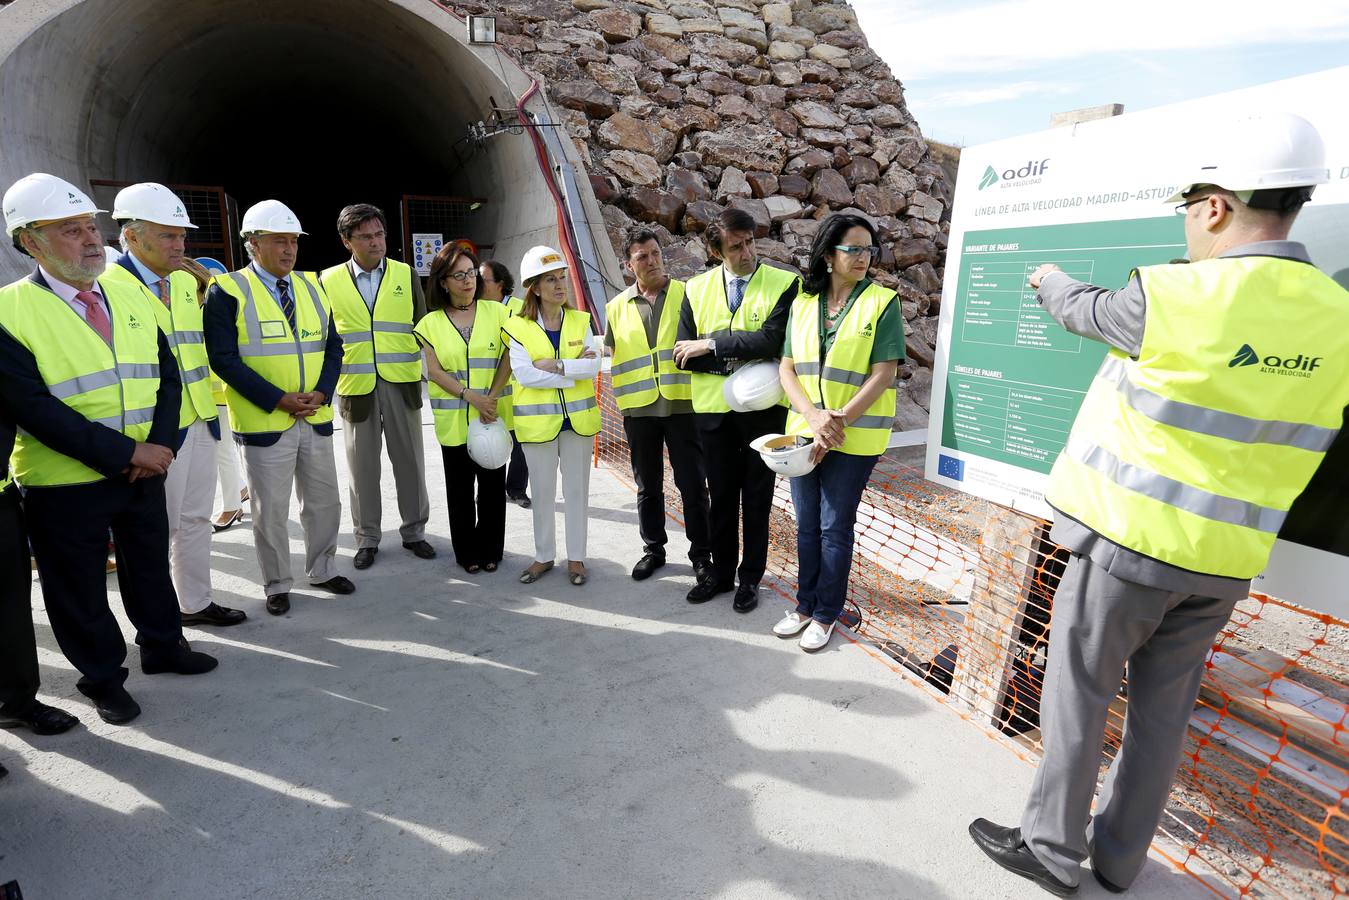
[969,112,1349,895]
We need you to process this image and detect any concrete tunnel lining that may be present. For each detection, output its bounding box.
[0,0,622,294]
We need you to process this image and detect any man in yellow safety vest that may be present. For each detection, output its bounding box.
[969,113,1349,896]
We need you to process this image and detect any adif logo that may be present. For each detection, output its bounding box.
[861,322,874,336]
[393,285,405,295]
[1231,343,1322,378]
[174,205,185,217]
[978,167,999,191]
[67,192,80,204]
[983,159,1051,190]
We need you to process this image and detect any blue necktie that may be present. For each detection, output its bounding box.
[278,279,296,332]
[729,277,745,315]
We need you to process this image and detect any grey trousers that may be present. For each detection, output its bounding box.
[242,422,342,597]
[1021,554,1238,888]
[342,379,429,549]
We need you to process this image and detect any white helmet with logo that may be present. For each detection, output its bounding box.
[750,433,817,478]
[240,199,306,235]
[1165,112,1330,207]
[519,244,567,284]
[724,360,785,412]
[3,173,105,235]
[467,418,513,470]
[112,182,197,229]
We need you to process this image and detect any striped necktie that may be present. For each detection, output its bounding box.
[729,277,746,314]
[278,278,296,332]
[157,278,171,309]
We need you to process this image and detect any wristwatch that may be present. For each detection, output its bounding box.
[706,339,716,355]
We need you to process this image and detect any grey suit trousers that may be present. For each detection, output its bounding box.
[1020,553,1238,889]
[341,378,429,549]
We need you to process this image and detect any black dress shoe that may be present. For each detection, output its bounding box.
[181,602,247,627]
[141,643,219,676]
[686,578,734,604]
[0,701,79,735]
[77,684,141,725]
[692,559,713,582]
[631,553,665,581]
[507,491,532,509]
[312,576,356,595]
[403,540,436,560]
[1091,864,1126,894]
[266,593,291,615]
[732,583,759,613]
[969,818,1077,897]
[353,547,378,570]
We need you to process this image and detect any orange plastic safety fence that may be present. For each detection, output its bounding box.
[593,374,1349,899]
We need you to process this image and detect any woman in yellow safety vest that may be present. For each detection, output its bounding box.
[415,245,511,574]
[500,246,601,586]
[777,214,904,652]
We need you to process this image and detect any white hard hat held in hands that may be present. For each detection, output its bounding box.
[724,360,785,412]
[112,182,197,229]
[519,245,567,284]
[750,433,817,478]
[240,199,306,235]
[3,173,105,235]
[467,418,513,470]
[1165,111,1330,205]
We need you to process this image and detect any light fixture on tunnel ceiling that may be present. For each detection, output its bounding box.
[467,16,496,44]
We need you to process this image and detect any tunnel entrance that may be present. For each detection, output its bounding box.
[0,0,611,286]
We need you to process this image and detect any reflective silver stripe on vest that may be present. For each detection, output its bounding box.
[172,330,204,345]
[849,414,893,429]
[430,397,467,411]
[373,321,414,334]
[501,385,513,397]
[656,348,675,362]
[610,356,650,377]
[696,328,733,341]
[513,402,565,416]
[243,340,326,358]
[341,363,377,376]
[821,365,867,388]
[467,357,499,369]
[613,378,657,397]
[794,361,821,377]
[342,337,373,347]
[48,369,119,399]
[1097,355,1338,453]
[564,397,598,415]
[375,351,420,364]
[92,405,157,430]
[1065,436,1287,533]
[659,373,691,386]
[181,365,210,385]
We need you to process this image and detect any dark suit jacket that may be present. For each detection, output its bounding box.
[0,269,182,480]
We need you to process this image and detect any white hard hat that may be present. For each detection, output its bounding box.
[750,433,817,478]
[3,173,105,236]
[519,244,567,284]
[467,418,513,470]
[112,182,197,229]
[1165,112,1330,204]
[724,360,785,412]
[240,199,306,235]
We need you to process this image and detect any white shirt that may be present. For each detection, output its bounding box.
[39,265,108,322]
[508,312,601,389]
[350,257,385,310]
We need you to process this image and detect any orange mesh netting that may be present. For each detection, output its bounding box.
[592,374,1349,898]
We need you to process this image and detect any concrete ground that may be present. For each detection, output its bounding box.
[0,421,1215,899]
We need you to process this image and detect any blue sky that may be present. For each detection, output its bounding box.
[851,0,1349,148]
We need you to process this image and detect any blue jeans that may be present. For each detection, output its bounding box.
[790,451,879,626]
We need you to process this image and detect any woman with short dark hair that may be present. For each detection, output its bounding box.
[775,214,904,651]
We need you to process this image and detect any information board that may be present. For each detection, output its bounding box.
[412,233,443,276]
[926,66,1349,613]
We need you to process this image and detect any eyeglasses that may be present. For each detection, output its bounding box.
[1173,196,1212,216]
[834,245,875,257]
[350,230,385,241]
[445,270,476,282]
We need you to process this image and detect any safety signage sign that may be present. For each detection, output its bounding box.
[412,233,444,276]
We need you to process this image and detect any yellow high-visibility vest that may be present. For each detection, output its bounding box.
[102,264,217,430]
[785,282,897,456]
[683,263,799,413]
[414,302,513,446]
[502,308,601,442]
[320,259,421,395]
[0,275,162,486]
[212,268,335,435]
[1047,256,1349,578]
[605,280,691,410]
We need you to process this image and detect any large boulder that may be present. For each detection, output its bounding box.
[603,150,663,187]
[693,125,789,173]
[624,188,686,233]
[597,113,678,165]
[591,7,642,42]
[810,168,853,207]
[552,80,618,117]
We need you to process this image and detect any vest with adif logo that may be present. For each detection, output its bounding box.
[0,274,162,486]
[684,263,799,413]
[212,268,335,435]
[414,302,514,447]
[320,259,421,395]
[1046,256,1349,579]
[605,280,692,410]
[502,307,600,442]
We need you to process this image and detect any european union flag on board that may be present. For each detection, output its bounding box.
[938,454,965,481]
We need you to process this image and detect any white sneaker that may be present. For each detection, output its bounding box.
[772,611,810,637]
[799,620,836,652]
